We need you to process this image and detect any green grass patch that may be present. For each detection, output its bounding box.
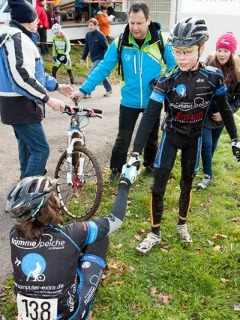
[1,54,240,319]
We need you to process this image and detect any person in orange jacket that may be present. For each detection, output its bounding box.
[96,5,112,43]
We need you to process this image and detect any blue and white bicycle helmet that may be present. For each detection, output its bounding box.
[5,176,58,222]
[168,16,209,47]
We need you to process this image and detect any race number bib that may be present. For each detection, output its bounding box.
[17,293,58,320]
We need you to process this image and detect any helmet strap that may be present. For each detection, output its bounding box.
[187,46,201,72]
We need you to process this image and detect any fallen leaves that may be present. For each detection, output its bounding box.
[234,303,240,311]
[150,286,173,305]
[220,278,231,284]
[230,216,240,222]
[211,234,228,240]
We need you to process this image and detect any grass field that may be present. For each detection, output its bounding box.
[1,127,240,320]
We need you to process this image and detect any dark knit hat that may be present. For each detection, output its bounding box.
[216,32,237,54]
[8,0,38,23]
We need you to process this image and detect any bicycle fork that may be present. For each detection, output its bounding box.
[66,131,85,185]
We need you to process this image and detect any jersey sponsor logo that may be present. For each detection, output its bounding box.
[175,84,186,97]
[173,97,208,112]
[175,111,204,122]
[12,233,65,250]
[21,253,46,282]
[82,261,91,268]
[84,269,103,305]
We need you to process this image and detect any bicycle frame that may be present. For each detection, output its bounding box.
[55,105,103,220]
[66,113,86,185]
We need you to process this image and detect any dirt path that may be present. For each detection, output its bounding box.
[0,84,120,284]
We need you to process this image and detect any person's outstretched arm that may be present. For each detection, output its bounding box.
[88,159,140,240]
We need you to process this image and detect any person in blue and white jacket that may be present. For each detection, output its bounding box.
[0,0,72,180]
[71,1,176,182]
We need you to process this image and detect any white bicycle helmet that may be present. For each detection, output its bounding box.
[5,176,58,222]
[168,16,209,47]
[52,23,62,35]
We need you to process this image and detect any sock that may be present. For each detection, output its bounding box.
[177,218,186,225]
[151,226,160,236]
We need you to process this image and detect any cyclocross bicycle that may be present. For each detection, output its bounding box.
[55,105,103,220]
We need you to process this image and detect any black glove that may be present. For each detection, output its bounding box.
[150,78,158,90]
[232,138,240,161]
[57,54,67,64]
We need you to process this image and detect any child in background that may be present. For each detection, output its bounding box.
[197,32,240,189]
[51,23,74,85]
[96,5,112,44]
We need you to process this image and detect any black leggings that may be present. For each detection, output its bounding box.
[151,131,201,225]
[110,105,160,171]
[73,236,109,320]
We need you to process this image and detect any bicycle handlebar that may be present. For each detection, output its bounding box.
[64,105,103,117]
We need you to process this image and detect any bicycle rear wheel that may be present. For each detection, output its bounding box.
[55,146,103,220]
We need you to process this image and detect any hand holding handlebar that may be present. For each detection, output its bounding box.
[64,105,103,117]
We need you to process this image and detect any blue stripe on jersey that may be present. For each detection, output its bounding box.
[194,137,202,173]
[150,89,165,103]
[50,225,80,251]
[80,254,106,269]
[154,131,166,168]
[215,84,227,96]
[85,221,98,245]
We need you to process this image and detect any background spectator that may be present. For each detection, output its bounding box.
[36,0,50,55]
[74,0,94,22]
[80,18,112,98]
[96,5,113,44]
[197,32,240,189]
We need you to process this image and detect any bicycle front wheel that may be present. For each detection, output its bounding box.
[55,146,103,220]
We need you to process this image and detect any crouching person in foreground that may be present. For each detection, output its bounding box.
[5,160,139,319]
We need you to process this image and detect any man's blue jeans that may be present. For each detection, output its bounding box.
[89,60,112,92]
[13,123,50,179]
[201,126,224,177]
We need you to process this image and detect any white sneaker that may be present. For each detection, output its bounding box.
[176,224,192,243]
[197,174,212,189]
[103,91,112,97]
[136,232,161,254]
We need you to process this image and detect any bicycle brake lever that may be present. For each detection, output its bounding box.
[64,106,75,114]
[88,109,95,117]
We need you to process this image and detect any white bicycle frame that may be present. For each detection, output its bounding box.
[66,127,86,185]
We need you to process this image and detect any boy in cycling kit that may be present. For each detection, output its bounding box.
[5,161,139,319]
[127,17,240,254]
